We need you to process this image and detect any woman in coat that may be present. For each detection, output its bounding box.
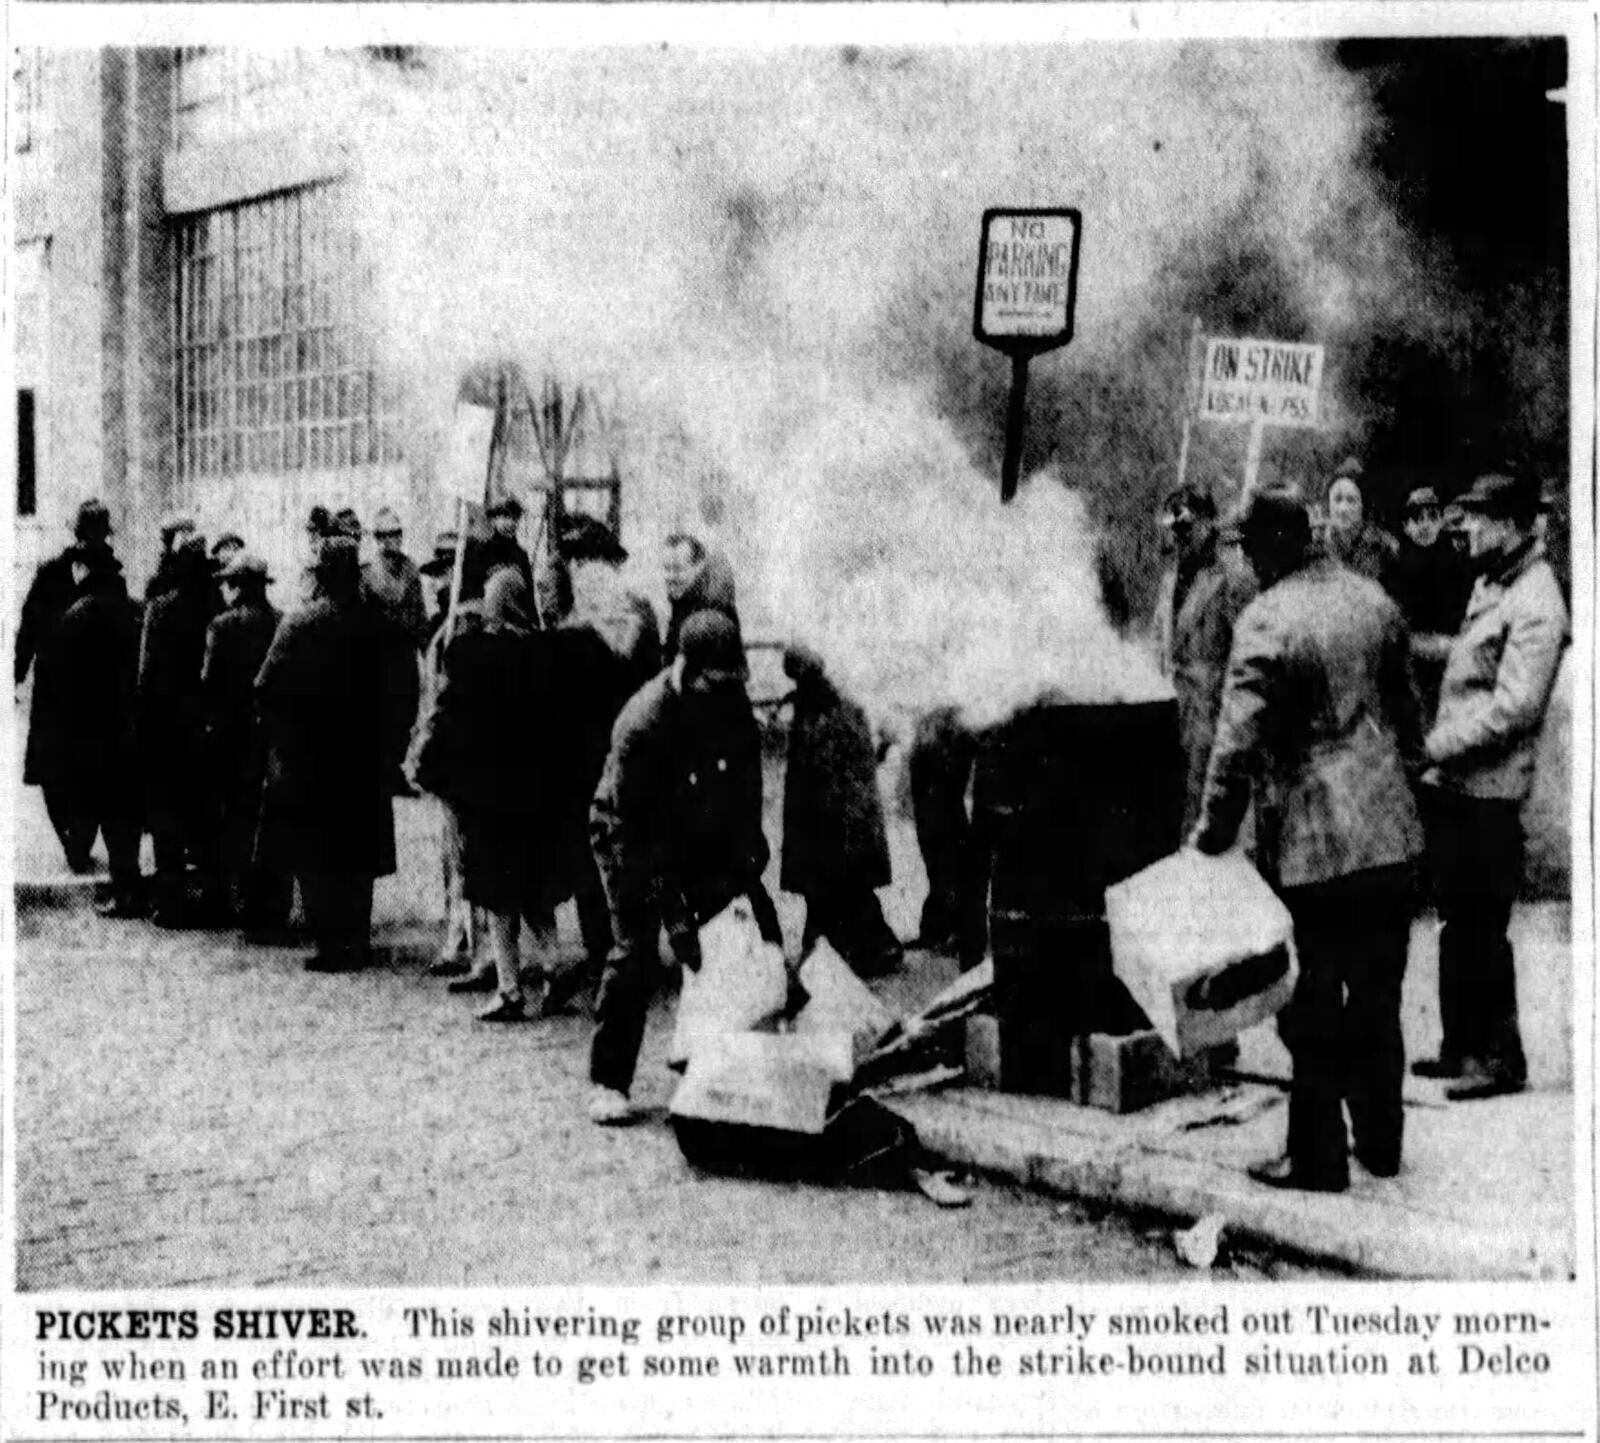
[780,645,902,975]
[415,567,571,1021]
[254,538,417,972]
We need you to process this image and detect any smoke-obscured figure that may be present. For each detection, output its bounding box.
[15,498,119,872]
[255,537,419,973]
[363,506,428,648]
[661,531,741,664]
[200,551,286,928]
[137,532,220,926]
[587,610,780,1126]
[1387,485,1474,723]
[27,540,146,914]
[780,645,903,976]
[1153,483,1257,832]
[1414,472,1568,1101]
[548,517,664,1008]
[1322,457,1399,587]
[908,710,986,967]
[1193,487,1423,1194]
[409,538,491,979]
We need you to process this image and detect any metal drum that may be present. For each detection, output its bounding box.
[976,700,1184,1095]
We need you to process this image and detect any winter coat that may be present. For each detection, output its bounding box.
[1154,544,1258,832]
[201,597,281,800]
[136,562,218,785]
[23,562,141,792]
[1425,537,1568,802]
[590,672,768,928]
[14,548,84,686]
[363,551,428,648]
[1388,538,1473,640]
[1194,557,1424,890]
[781,673,891,895]
[254,594,418,878]
[663,551,741,663]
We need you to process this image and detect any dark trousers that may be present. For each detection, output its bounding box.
[1280,866,1414,1186]
[299,869,375,962]
[801,887,901,973]
[1423,786,1528,1083]
[909,716,986,963]
[590,884,783,1095]
[43,778,142,895]
[590,906,667,1095]
[148,772,215,908]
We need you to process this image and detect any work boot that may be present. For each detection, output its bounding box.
[587,1086,633,1126]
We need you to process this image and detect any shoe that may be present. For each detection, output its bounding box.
[544,964,598,1015]
[1247,1154,1346,1194]
[911,1169,972,1208]
[304,950,364,974]
[587,1086,633,1126]
[427,956,471,979]
[95,896,149,920]
[1411,1054,1463,1080]
[477,992,528,1023]
[1445,1061,1526,1102]
[1355,1149,1401,1179]
[66,852,96,876]
[446,969,497,994]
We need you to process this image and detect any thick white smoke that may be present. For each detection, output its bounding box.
[306,42,1443,723]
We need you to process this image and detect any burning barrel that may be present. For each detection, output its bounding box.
[975,699,1184,1095]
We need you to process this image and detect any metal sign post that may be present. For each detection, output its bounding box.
[973,207,1082,503]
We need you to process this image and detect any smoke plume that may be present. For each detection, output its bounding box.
[313,42,1465,722]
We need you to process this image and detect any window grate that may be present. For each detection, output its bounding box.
[173,183,399,485]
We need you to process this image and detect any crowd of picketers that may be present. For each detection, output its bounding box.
[14,456,1572,1145]
[16,495,902,1126]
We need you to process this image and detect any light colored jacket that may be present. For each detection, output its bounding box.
[1425,538,1568,801]
[1195,558,1423,890]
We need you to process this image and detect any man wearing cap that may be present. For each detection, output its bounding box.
[363,507,427,648]
[483,496,534,595]
[1387,485,1474,722]
[15,499,118,868]
[586,608,779,1124]
[1414,471,1568,1101]
[1153,482,1258,832]
[255,537,419,972]
[201,552,285,927]
[137,533,220,925]
[1193,486,1424,1193]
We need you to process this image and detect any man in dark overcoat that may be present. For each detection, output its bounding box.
[1192,488,1424,1194]
[780,645,901,975]
[255,538,419,972]
[16,498,118,870]
[26,543,145,913]
[137,534,219,924]
[200,551,284,926]
[586,610,779,1124]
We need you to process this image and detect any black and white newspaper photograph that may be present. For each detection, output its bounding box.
[2,3,1596,1440]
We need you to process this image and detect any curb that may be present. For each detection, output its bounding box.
[14,875,103,910]
[889,1090,1572,1281]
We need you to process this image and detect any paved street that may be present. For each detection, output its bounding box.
[13,785,1345,1290]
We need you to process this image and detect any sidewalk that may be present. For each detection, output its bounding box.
[11,764,1578,1282]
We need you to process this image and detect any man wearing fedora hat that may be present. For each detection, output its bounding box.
[201,552,285,927]
[1414,470,1568,1101]
[15,498,120,869]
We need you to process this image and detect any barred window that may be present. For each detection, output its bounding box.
[174,184,399,484]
